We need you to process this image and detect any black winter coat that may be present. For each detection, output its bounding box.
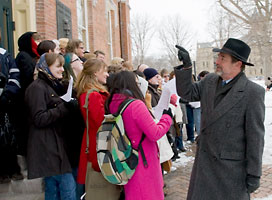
[25,72,72,179]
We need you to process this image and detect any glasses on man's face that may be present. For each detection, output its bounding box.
[163,74,170,78]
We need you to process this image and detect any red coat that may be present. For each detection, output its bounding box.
[77,90,108,184]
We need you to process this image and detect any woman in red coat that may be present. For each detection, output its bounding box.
[75,59,121,200]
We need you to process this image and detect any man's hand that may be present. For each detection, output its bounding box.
[175,45,192,68]
[246,174,260,193]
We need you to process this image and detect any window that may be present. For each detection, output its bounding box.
[76,0,89,51]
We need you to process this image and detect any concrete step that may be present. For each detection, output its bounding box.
[0,193,44,200]
[0,155,44,200]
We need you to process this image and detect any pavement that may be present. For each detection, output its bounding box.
[164,142,272,200]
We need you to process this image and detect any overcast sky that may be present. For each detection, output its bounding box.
[129,0,217,56]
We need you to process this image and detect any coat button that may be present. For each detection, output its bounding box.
[54,104,57,107]
[213,156,217,161]
[226,123,231,128]
[132,140,135,143]
[51,94,54,97]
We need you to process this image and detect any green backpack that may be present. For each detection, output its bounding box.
[84,90,147,185]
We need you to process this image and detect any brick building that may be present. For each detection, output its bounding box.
[0,0,132,64]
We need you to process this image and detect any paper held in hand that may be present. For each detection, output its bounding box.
[60,76,74,102]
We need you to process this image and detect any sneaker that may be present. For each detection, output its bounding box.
[11,172,24,181]
[186,140,195,144]
[0,175,11,184]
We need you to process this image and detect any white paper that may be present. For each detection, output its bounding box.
[60,76,73,102]
[153,78,179,119]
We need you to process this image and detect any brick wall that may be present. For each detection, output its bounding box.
[34,0,131,63]
[36,0,78,40]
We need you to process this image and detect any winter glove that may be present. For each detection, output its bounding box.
[170,94,178,107]
[163,107,173,118]
[64,99,79,112]
[175,45,192,69]
[246,174,260,193]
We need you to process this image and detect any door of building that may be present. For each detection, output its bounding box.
[0,0,14,57]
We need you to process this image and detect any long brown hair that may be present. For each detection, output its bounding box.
[105,71,145,114]
[75,59,108,97]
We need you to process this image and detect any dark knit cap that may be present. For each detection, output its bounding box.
[143,68,158,81]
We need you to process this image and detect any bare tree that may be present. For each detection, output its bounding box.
[158,15,194,66]
[217,0,272,78]
[208,5,242,47]
[130,14,155,66]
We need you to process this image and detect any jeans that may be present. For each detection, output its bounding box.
[185,104,195,142]
[44,173,76,200]
[175,127,184,150]
[193,107,201,135]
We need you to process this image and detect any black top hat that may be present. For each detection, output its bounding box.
[212,38,254,66]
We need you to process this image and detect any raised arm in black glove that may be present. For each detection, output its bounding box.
[175,45,192,69]
[246,174,260,193]
[162,107,173,119]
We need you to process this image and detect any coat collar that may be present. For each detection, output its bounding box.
[202,72,248,130]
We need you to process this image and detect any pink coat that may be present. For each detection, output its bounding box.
[109,94,172,200]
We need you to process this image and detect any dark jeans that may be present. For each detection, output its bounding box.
[44,173,76,200]
[185,104,195,142]
[175,127,184,150]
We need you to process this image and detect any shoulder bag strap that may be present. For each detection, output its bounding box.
[83,88,99,154]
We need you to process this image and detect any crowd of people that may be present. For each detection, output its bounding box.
[0,28,266,200]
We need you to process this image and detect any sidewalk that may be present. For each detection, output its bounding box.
[164,143,272,200]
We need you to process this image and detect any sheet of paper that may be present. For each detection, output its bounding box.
[60,76,73,102]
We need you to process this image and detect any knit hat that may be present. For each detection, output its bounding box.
[143,68,158,81]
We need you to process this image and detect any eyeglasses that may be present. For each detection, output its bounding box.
[163,75,170,78]
[70,58,81,64]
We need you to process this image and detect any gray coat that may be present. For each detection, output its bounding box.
[175,68,265,200]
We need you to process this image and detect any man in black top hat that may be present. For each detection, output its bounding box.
[174,38,265,200]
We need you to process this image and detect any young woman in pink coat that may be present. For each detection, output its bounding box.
[105,71,172,200]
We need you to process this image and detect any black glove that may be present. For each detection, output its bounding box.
[64,99,79,111]
[246,174,260,193]
[175,45,192,68]
[163,107,173,118]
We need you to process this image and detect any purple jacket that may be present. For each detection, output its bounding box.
[109,94,172,200]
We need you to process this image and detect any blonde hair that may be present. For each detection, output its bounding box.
[75,59,108,97]
[59,38,69,49]
[84,53,96,60]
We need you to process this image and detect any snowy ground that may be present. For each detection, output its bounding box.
[254,80,272,165]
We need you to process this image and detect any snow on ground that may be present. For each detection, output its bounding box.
[254,80,272,165]
[254,194,272,200]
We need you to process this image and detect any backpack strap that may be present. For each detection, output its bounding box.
[117,98,148,168]
[83,88,99,154]
[138,134,148,168]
